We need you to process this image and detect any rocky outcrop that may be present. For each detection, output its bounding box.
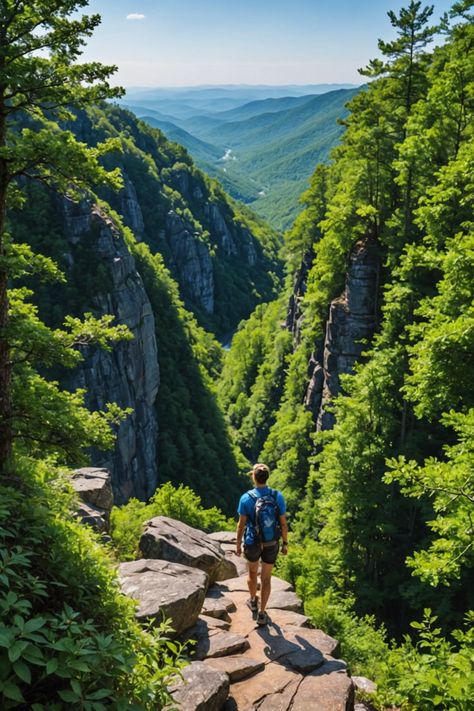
[119,559,208,636]
[286,248,315,344]
[139,517,238,584]
[299,236,380,432]
[120,172,145,237]
[60,198,160,503]
[316,236,379,431]
[165,210,215,313]
[72,467,114,534]
[119,523,358,710]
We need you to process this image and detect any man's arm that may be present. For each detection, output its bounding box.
[236,514,247,557]
[279,514,289,555]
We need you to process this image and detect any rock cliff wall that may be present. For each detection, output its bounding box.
[60,197,160,503]
[301,237,380,430]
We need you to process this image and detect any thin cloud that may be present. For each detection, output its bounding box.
[126,13,146,21]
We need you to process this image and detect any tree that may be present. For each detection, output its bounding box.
[0,0,123,473]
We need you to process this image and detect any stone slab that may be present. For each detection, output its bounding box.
[167,660,229,711]
[290,665,354,711]
[195,630,250,660]
[199,614,231,631]
[267,589,304,613]
[224,662,300,710]
[264,609,311,629]
[255,677,302,710]
[203,655,264,683]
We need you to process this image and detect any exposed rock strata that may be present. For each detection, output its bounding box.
[305,236,380,431]
[119,559,207,636]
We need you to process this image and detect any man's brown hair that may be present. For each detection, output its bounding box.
[252,463,270,484]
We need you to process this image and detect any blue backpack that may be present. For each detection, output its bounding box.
[248,489,281,544]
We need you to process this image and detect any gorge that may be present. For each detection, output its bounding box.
[1,1,473,709]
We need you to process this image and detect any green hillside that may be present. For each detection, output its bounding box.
[134,88,359,231]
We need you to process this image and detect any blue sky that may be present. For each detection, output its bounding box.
[82,1,454,87]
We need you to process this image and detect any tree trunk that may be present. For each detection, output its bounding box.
[0,86,13,476]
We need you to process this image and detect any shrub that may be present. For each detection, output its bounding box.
[0,462,186,710]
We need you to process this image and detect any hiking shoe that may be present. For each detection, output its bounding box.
[257,611,268,626]
[246,596,258,612]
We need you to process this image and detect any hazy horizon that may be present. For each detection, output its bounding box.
[82,1,453,87]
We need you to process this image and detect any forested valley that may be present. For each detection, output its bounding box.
[0,0,473,709]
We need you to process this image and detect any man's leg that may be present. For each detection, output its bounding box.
[259,561,274,613]
[247,559,259,600]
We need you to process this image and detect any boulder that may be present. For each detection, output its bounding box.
[75,501,109,533]
[139,517,230,583]
[167,661,229,711]
[119,559,207,636]
[72,467,114,512]
[352,676,377,695]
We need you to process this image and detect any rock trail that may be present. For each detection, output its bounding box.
[116,518,355,710]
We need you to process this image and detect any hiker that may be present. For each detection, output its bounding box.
[235,463,288,626]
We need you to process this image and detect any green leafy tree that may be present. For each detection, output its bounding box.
[0,0,123,473]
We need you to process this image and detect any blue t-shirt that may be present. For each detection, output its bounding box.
[237,487,286,545]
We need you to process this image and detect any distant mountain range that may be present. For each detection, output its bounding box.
[117,84,362,230]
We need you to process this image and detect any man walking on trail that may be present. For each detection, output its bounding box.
[236,463,288,626]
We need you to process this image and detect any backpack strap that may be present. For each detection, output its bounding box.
[247,490,258,524]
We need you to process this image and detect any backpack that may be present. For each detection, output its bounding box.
[248,489,281,544]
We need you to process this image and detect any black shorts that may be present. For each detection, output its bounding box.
[244,542,279,565]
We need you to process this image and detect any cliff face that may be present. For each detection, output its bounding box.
[60,197,160,503]
[303,237,380,430]
[79,106,280,335]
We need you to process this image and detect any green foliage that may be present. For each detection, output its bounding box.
[111,481,234,560]
[386,410,474,585]
[218,298,292,462]
[7,273,132,465]
[0,462,186,710]
[375,609,474,710]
